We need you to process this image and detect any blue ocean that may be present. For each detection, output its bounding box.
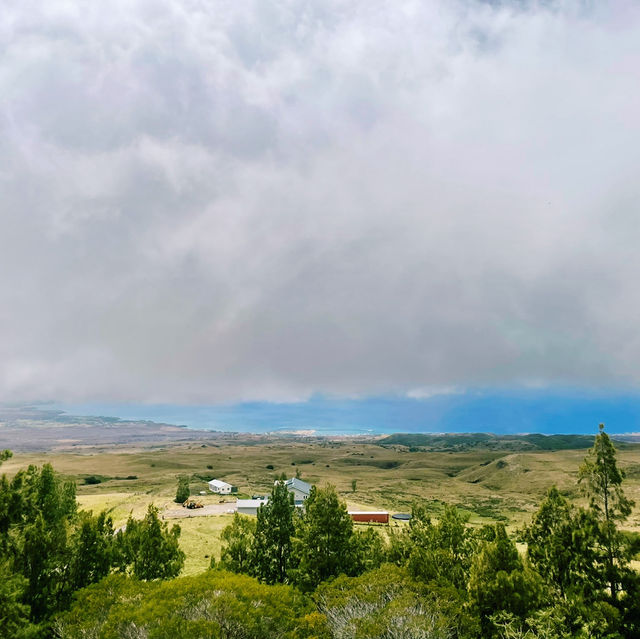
[50,389,640,436]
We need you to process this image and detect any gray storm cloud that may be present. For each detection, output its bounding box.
[1,0,640,402]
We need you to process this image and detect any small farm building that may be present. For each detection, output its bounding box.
[208,479,237,494]
[236,498,268,516]
[348,511,389,524]
[235,498,306,516]
[276,477,312,501]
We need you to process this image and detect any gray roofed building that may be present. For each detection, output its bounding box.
[276,477,312,501]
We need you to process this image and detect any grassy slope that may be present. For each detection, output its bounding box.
[4,438,640,575]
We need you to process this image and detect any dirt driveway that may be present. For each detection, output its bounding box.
[163,502,237,519]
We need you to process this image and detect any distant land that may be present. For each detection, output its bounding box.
[4,391,640,451]
[45,389,640,436]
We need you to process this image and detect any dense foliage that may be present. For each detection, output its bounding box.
[54,571,324,639]
[2,426,640,638]
[0,451,184,638]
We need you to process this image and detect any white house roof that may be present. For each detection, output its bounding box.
[208,479,232,488]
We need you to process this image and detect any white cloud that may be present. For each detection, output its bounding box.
[406,386,463,400]
[1,1,640,402]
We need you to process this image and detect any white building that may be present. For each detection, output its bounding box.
[236,498,268,516]
[208,479,236,494]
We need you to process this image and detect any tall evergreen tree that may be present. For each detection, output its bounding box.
[175,475,190,503]
[13,464,77,623]
[251,480,295,584]
[578,423,634,600]
[218,512,256,573]
[116,505,184,580]
[292,485,355,590]
[525,486,602,601]
[407,503,474,590]
[69,511,115,593]
[469,524,544,637]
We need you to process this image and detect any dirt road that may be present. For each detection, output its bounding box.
[163,502,237,519]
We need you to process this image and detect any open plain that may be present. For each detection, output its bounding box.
[4,423,640,575]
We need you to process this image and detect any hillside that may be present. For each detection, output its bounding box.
[378,432,605,452]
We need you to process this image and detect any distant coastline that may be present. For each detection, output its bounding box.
[44,390,640,437]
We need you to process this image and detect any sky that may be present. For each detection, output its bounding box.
[2,1,640,410]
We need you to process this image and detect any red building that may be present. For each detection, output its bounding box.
[348,511,389,524]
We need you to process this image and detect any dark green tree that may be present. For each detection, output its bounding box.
[12,464,77,623]
[69,511,115,593]
[579,423,634,600]
[292,485,355,590]
[115,505,185,580]
[175,475,190,503]
[251,480,295,584]
[407,502,474,590]
[525,485,602,601]
[217,512,256,573]
[351,527,386,574]
[0,468,24,550]
[468,524,545,637]
[0,561,32,639]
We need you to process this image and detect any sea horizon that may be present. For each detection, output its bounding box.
[44,389,640,437]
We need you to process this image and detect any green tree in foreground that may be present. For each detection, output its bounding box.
[175,475,190,503]
[525,486,602,601]
[115,504,185,580]
[407,502,474,590]
[579,423,634,601]
[0,561,31,639]
[69,511,115,593]
[251,480,295,584]
[469,524,545,637]
[14,464,78,623]
[217,512,256,573]
[292,485,356,590]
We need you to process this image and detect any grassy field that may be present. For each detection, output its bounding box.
[5,437,640,575]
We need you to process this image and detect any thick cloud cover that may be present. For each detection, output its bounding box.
[1,0,640,403]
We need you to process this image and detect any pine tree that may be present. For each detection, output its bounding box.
[469,524,544,637]
[116,505,185,580]
[578,423,634,600]
[175,475,190,503]
[69,511,115,593]
[525,486,602,600]
[251,480,295,584]
[218,512,256,573]
[292,485,355,590]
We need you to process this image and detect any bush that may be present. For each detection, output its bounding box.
[54,571,326,639]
